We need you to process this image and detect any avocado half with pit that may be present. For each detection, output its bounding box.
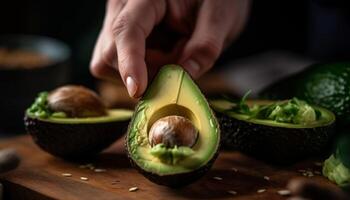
[210,98,335,164]
[126,65,220,187]
[24,85,133,159]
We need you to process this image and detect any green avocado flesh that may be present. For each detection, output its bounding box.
[323,134,350,187]
[27,109,132,124]
[26,91,133,123]
[210,98,335,128]
[127,65,220,177]
[150,144,195,165]
[323,154,350,187]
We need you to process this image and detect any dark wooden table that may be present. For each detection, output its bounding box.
[0,135,336,200]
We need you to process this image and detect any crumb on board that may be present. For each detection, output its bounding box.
[129,187,138,192]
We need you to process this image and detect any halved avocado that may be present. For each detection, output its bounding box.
[261,62,350,129]
[24,86,133,159]
[126,65,220,187]
[210,99,335,164]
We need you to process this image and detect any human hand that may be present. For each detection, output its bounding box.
[90,0,251,98]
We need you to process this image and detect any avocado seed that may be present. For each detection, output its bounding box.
[148,115,198,148]
[48,85,107,118]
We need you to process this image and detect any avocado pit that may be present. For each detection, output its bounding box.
[148,115,198,148]
[48,85,107,118]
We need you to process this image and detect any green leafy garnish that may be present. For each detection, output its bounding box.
[323,154,350,187]
[150,143,194,165]
[224,90,251,115]
[26,92,51,118]
[225,91,320,125]
[26,92,67,118]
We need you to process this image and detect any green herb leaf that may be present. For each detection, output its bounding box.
[224,90,252,115]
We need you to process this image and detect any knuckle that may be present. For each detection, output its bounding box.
[90,63,103,78]
[111,12,147,38]
[111,14,130,37]
[101,51,113,67]
[195,38,222,60]
[90,56,114,79]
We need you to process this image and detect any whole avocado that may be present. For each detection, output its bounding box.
[261,62,350,128]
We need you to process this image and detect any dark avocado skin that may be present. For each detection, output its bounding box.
[261,62,350,129]
[215,112,335,164]
[127,146,218,187]
[24,115,129,160]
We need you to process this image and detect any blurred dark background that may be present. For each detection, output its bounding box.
[0,0,105,87]
[1,0,350,85]
[0,0,348,84]
[0,0,349,134]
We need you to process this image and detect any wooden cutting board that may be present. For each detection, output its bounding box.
[0,135,335,200]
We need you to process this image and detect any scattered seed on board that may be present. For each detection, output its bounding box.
[314,171,321,175]
[257,189,266,193]
[314,162,323,167]
[263,176,270,181]
[79,163,94,169]
[62,173,72,177]
[231,167,238,172]
[213,176,223,181]
[94,168,107,172]
[111,180,120,185]
[129,187,138,192]
[227,190,237,195]
[277,190,291,196]
[302,171,314,177]
[80,177,89,181]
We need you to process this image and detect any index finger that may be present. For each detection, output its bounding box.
[112,0,165,98]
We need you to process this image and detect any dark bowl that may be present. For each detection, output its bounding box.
[0,35,71,132]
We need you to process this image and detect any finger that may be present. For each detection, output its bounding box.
[90,0,126,80]
[146,37,188,78]
[113,0,166,98]
[165,0,197,34]
[90,31,119,80]
[287,178,348,200]
[179,0,246,79]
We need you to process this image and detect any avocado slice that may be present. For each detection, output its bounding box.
[210,98,335,164]
[24,86,133,159]
[261,62,350,129]
[126,65,220,187]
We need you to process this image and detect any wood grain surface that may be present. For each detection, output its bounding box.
[0,135,335,200]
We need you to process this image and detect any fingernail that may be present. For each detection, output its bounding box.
[183,59,200,77]
[126,76,137,97]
